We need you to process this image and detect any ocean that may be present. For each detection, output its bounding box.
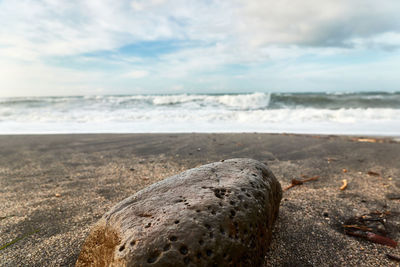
[1,92,399,135]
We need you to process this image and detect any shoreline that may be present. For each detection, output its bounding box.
[1,133,399,266]
[1,131,400,138]
[0,131,400,138]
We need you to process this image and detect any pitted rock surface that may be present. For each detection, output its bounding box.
[76,158,282,266]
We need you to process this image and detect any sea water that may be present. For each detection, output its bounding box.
[0,92,399,135]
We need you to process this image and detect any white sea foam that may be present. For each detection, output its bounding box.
[0,93,399,135]
[149,93,271,109]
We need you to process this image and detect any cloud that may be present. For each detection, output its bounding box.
[235,0,400,47]
[131,0,167,11]
[1,0,399,62]
[170,85,184,91]
[0,59,107,97]
[0,0,400,96]
[124,70,149,79]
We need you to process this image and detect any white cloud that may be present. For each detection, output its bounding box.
[0,0,400,96]
[131,0,166,11]
[0,59,107,97]
[1,0,399,62]
[170,85,184,91]
[124,70,149,79]
[235,0,400,47]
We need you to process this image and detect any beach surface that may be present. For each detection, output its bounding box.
[0,133,399,266]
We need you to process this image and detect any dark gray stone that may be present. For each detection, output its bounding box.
[76,158,282,266]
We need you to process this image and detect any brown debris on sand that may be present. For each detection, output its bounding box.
[342,211,398,248]
[283,176,319,191]
[387,254,400,262]
[352,138,379,143]
[367,170,380,176]
[340,179,348,190]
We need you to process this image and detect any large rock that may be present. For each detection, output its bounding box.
[76,158,282,266]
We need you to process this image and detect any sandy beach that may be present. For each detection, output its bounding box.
[0,133,399,266]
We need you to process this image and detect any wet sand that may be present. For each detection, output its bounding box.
[0,133,399,266]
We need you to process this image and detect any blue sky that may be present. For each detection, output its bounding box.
[0,0,400,97]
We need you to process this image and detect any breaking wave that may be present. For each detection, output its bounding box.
[0,92,399,135]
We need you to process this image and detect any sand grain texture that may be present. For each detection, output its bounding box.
[0,133,399,266]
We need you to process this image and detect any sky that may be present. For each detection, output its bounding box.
[0,0,400,97]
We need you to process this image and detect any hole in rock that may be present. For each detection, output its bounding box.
[220,226,225,234]
[180,245,188,255]
[206,249,213,256]
[119,245,125,252]
[214,190,222,199]
[130,240,136,246]
[170,236,178,242]
[174,220,180,224]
